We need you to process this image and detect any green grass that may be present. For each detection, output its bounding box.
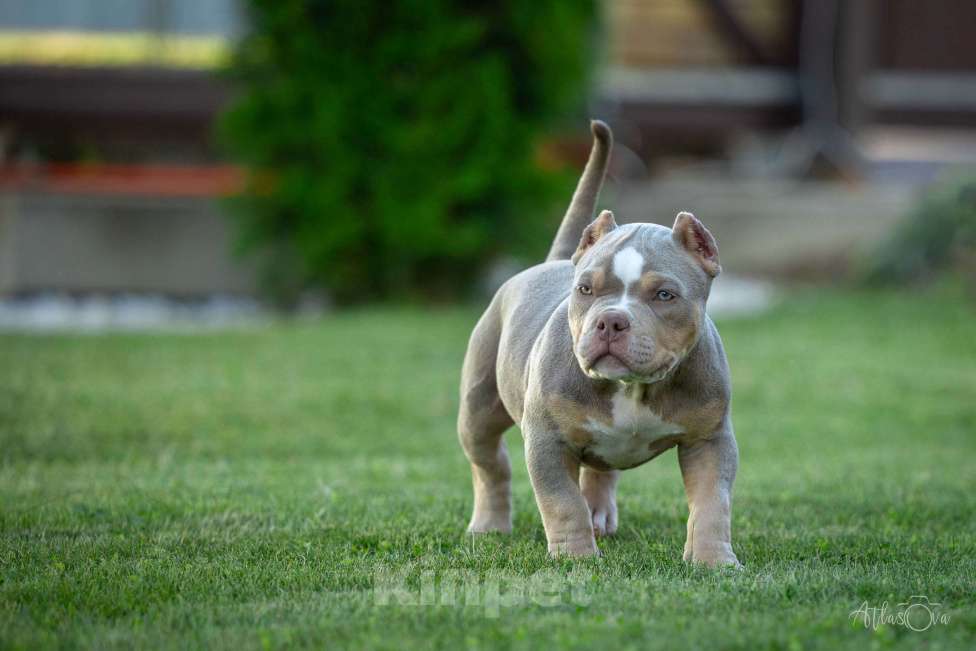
[1,289,974,650]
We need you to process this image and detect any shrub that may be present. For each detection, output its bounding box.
[863,175,976,287]
[220,0,598,305]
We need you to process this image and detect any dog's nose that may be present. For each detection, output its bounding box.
[595,310,630,341]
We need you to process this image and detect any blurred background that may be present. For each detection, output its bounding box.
[1,0,975,328]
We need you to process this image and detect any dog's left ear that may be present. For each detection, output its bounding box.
[572,210,617,264]
[672,211,720,277]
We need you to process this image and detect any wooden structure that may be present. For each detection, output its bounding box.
[1,1,975,164]
[600,0,976,160]
[2,0,976,295]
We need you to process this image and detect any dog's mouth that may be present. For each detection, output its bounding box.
[584,353,638,381]
[593,352,617,362]
[584,353,674,384]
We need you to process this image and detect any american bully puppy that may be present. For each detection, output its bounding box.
[457,121,739,565]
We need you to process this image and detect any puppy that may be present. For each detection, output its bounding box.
[458,121,739,565]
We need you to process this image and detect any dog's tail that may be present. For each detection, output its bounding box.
[546,120,613,262]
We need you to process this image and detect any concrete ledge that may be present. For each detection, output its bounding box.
[608,175,920,279]
[0,191,256,295]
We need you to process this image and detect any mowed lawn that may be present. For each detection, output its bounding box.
[1,289,974,650]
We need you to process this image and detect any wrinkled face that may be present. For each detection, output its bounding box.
[569,221,714,384]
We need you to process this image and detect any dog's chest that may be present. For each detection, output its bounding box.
[583,389,684,469]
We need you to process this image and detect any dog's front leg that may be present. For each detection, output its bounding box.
[524,427,597,557]
[678,426,741,567]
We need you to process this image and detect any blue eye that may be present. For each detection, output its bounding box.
[655,289,675,301]
[577,284,593,295]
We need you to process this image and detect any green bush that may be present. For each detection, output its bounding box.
[220,0,598,305]
[864,175,976,287]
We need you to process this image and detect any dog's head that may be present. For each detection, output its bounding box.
[568,210,720,383]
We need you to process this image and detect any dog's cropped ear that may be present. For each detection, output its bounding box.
[672,211,720,277]
[572,210,617,264]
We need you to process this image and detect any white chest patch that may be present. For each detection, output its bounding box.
[584,388,684,468]
[611,247,644,287]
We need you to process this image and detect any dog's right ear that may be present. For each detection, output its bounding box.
[572,210,617,264]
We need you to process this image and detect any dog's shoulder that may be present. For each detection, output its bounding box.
[494,260,573,318]
[653,316,732,436]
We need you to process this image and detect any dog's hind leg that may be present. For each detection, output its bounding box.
[458,305,515,534]
[580,467,619,537]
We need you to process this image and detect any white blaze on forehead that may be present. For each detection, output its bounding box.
[611,247,644,287]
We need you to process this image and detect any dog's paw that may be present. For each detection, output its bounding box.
[467,510,512,534]
[547,534,599,558]
[683,541,741,568]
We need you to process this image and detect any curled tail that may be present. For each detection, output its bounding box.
[546,120,613,262]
